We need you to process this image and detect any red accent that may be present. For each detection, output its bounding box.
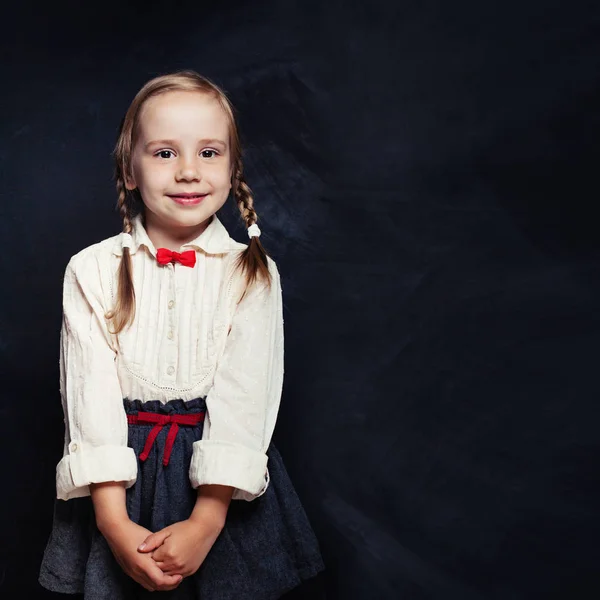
[127,411,205,466]
[156,248,197,267]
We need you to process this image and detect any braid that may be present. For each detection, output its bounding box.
[232,158,271,298]
[234,158,258,226]
[116,177,134,234]
[106,174,137,334]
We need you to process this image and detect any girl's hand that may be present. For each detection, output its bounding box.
[101,518,183,592]
[137,517,223,577]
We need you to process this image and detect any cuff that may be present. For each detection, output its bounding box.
[190,439,269,502]
[56,442,138,501]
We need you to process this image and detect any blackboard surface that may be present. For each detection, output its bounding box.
[1,1,599,598]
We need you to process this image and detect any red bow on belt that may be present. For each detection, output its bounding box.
[156,248,197,267]
[127,411,205,466]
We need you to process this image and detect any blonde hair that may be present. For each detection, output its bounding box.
[106,70,272,334]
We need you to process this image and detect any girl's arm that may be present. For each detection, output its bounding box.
[190,483,234,528]
[92,481,183,591]
[59,253,182,591]
[189,256,285,501]
[90,482,129,531]
[56,252,137,503]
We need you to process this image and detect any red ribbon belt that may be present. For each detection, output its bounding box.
[127,411,205,466]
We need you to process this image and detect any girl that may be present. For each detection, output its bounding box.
[39,70,325,599]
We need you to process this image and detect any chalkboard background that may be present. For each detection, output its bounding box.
[1,1,599,598]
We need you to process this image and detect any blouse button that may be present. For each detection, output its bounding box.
[167,330,174,340]
[168,300,175,309]
[69,442,78,452]
[167,366,175,376]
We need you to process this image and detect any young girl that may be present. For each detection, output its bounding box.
[39,70,325,599]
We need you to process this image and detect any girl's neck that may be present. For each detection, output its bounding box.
[143,212,213,251]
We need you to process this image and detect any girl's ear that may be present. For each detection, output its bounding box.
[124,174,137,190]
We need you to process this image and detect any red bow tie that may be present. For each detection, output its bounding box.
[156,248,197,267]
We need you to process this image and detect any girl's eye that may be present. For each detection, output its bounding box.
[201,149,218,159]
[156,150,174,159]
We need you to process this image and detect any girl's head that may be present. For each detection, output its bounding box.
[121,89,232,232]
[108,71,271,333]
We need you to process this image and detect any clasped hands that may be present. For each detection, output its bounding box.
[103,514,224,592]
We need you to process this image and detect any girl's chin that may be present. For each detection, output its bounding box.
[147,205,208,223]
[143,197,225,228]
[167,215,212,229]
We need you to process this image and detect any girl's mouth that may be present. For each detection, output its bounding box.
[168,193,208,206]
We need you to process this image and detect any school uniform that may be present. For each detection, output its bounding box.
[39,213,325,599]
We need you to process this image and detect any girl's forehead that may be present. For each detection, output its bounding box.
[137,91,229,139]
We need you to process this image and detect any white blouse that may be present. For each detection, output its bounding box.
[56,213,284,503]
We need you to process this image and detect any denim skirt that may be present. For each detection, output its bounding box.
[39,398,325,599]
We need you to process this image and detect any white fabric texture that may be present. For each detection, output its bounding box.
[56,213,284,503]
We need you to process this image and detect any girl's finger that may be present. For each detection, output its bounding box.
[133,559,167,591]
[138,529,172,553]
[157,575,183,591]
[160,580,183,592]
[128,570,154,592]
[155,562,180,576]
[152,545,166,562]
[145,558,182,589]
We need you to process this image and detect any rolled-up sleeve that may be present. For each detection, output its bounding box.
[189,258,284,501]
[56,254,137,501]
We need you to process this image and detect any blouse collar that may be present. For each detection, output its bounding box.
[112,213,245,257]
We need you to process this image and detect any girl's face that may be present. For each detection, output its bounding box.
[127,90,232,233]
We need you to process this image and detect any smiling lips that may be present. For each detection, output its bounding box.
[168,193,208,206]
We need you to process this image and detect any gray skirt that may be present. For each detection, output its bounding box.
[39,397,325,599]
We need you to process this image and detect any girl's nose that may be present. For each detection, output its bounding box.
[176,159,201,181]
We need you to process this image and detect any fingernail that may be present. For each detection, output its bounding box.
[138,543,146,550]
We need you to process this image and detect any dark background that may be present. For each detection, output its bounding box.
[1,1,600,598]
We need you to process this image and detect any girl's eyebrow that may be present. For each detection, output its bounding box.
[144,138,228,150]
